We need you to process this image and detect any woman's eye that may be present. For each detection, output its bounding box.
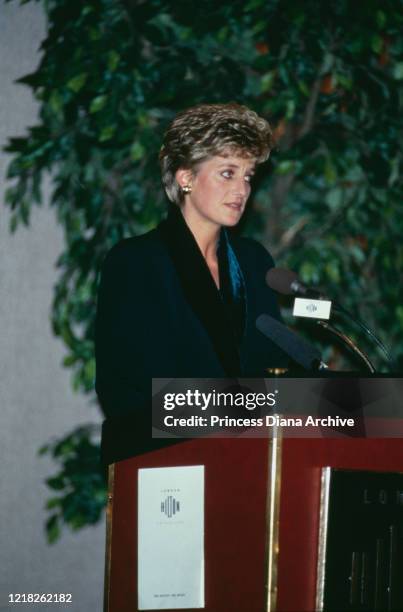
[221,170,254,182]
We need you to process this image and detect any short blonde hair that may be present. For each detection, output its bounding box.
[159,103,273,205]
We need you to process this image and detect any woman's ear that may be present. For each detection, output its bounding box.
[175,168,193,190]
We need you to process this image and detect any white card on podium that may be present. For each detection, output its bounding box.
[138,465,205,610]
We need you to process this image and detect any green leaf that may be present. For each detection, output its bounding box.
[275,160,294,175]
[325,187,343,210]
[371,35,383,54]
[297,80,309,97]
[89,27,101,41]
[320,53,335,76]
[99,125,116,142]
[396,306,403,327]
[336,73,352,91]
[285,99,296,120]
[63,354,78,367]
[90,95,107,113]
[252,20,266,35]
[107,51,120,72]
[325,261,340,283]
[84,358,96,382]
[300,262,319,284]
[244,0,266,11]
[49,91,63,114]
[244,0,266,10]
[66,73,88,93]
[376,10,386,28]
[393,62,403,80]
[46,476,65,491]
[9,214,18,233]
[46,515,60,544]
[38,444,49,456]
[130,141,145,161]
[46,498,61,510]
[324,159,337,184]
[350,245,366,264]
[260,71,275,93]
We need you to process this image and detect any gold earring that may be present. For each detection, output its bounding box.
[182,185,192,194]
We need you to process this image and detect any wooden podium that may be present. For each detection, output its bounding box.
[104,437,403,612]
[104,437,280,612]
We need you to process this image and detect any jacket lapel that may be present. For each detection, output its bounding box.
[157,206,241,376]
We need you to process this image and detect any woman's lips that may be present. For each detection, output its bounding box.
[225,202,243,211]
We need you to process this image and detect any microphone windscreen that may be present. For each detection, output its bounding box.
[266,267,298,295]
[256,313,321,370]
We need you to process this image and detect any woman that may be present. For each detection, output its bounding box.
[95,103,287,462]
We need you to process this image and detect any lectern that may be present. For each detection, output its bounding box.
[104,436,403,612]
[104,437,280,612]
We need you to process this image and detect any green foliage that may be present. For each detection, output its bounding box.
[39,425,106,543]
[4,0,403,536]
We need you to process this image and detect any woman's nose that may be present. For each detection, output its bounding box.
[230,176,249,198]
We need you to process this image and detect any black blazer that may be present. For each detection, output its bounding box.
[95,209,287,463]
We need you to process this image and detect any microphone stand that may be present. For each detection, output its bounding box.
[330,302,394,369]
[289,275,394,368]
[317,320,376,374]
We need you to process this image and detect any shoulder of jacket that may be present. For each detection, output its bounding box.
[103,229,159,262]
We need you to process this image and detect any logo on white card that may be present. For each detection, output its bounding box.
[161,496,180,518]
[293,297,332,320]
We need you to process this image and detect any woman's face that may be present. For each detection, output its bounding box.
[178,155,256,230]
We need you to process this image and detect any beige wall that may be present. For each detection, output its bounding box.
[0,3,104,610]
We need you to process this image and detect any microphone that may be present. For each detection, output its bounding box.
[256,313,324,371]
[266,267,395,369]
[266,268,325,299]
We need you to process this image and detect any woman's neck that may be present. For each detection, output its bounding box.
[180,208,220,261]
